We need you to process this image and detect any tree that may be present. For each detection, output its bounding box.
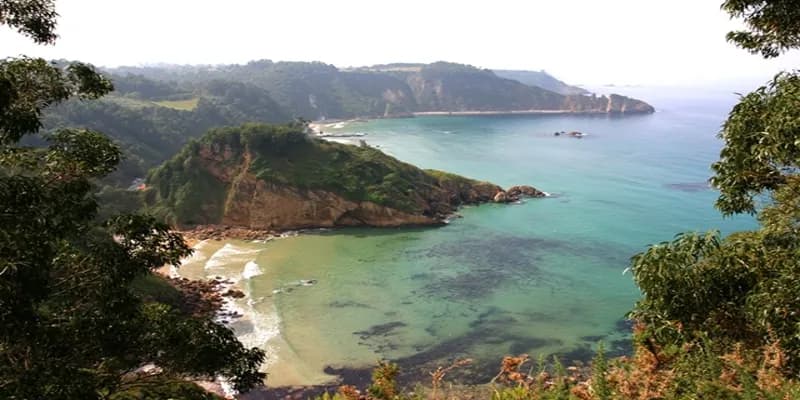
[631,0,800,374]
[0,1,265,398]
[0,0,58,44]
[722,0,800,58]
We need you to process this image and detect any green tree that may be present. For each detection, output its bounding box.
[0,1,265,398]
[631,0,800,374]
[722,0,800,58]
[0,0,58,44]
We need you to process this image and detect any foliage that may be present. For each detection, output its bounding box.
[0,57,113,143]
[41,75,291,187]
[108,379,224,400]
[625,0,800,396]
[711,71,800,215]
[368,361,401,400]
[314,344,800,400]
[0,7,265,399]
[723,0,800,58]
[0,0,58,44]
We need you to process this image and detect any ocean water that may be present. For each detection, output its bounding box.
[178,87,758,387]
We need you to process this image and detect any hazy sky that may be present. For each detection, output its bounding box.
[2,0,798,86]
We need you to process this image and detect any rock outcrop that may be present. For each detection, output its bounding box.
[494,185,547,203]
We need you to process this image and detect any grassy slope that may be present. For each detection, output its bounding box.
[153,97,200,110]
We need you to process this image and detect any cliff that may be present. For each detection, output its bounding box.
[145,123,543,230]
[395,63,654,114]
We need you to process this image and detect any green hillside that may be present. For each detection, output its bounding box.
[145,123,500,227]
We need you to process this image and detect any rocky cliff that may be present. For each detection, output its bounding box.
[145,123,544,231]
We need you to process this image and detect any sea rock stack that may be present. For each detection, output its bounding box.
[494,185,547,203]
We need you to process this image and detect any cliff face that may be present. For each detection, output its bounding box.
[146,123,538,231]
[396,63,653,114]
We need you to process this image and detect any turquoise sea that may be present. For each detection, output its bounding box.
[177,87,758,387]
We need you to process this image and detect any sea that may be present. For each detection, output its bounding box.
[176,85,759,388]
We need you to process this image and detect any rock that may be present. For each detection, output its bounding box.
[223,289,246,299]
[493,191,509,203]
[507,185,546,198]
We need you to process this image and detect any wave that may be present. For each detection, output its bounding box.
[216,299,281,397]
[242,260,264,280]
[178,239,209,266]
[205,243,260,270]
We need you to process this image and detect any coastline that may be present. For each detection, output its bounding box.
[411,109,608,116]
[307,107,653,135]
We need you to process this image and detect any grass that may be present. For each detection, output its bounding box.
[153,97,200,111]
[104,95,200,111]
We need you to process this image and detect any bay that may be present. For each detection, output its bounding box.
[178,86,758,387]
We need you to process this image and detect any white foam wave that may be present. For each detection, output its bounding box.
[222,296,281,370]
[237,306,281,355]
[242,260,264,280]
[205,243,260,269]
[178,239,210,267]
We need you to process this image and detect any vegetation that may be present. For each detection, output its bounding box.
[145,122,488,225]
[42,74,291,188]
[722,0,800,58]
[0,2,265,398]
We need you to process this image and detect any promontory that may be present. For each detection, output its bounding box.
[144,123,544,231]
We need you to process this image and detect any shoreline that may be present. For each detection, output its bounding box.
[411,109,609,116]
[308,108,652,134]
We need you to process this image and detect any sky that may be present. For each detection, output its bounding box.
[1,0,799,86]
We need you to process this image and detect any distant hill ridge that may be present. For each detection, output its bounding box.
[492,69,590,96]
[108,60,654,119]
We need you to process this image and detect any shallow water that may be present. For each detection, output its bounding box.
[178,87,758,387]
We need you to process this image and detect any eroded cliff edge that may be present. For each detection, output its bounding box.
[145,123,544,231]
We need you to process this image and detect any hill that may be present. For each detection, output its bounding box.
[144,123,542,230]
[41,74,291,186]
[493,69,590,95]
[110,60,654,119]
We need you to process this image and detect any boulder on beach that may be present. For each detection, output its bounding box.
[223,289,246,299]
